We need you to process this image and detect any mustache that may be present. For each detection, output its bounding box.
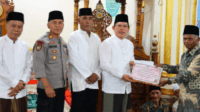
[13,32,20,33]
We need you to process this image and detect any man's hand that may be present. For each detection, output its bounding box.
[44,85,56,98]
[16,81,26,91]
[155,64,163,68]
[8,81,26,97]
[86,79,91,84]
[159,80,168,87]
[39,78,56,98]
[122,74,135,82]
[8,87,19,97]
[88,73,99,84]
[129,61,135,72]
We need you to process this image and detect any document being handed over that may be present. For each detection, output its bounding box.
[131,60,162,85]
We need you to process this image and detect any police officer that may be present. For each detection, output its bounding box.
[33,10,68,112]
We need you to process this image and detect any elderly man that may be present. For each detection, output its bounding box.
[33,10,68,112]
[157,25,200,111]
[0,12,33,112]
[67,8,101,112]
[141,86,169,112]
[99,14,135,112]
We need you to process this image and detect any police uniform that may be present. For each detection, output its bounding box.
[34,33,68,89]
[33,11,68,112]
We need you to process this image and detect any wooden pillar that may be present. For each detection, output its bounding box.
[152,53,158,64]
[84,0,89,8]
[10,0,14,5]
[121,0,126,14]
[139,1,145,46]
[151,35,159,65]
[74,0,79,31]
[2,23,6,36]
[135,0,143,45]
[0,0,14,36]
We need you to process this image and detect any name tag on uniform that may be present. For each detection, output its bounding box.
[49,45,57,48]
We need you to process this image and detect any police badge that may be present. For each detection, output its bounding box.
[36,41,44,51]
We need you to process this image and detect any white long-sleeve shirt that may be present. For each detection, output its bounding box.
[99,35,135,94]
[0,35,33,99]
[172,100,179,112]
[67,29,101,92]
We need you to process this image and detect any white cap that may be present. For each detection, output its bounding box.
[173,83,180,91]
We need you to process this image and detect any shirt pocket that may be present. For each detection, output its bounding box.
[47,48,59,63]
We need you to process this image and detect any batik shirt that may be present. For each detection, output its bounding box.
[162,43,200,107]
[141,100,169,112]
[163,43,200,89]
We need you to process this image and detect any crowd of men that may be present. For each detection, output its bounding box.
[0,7,200,112]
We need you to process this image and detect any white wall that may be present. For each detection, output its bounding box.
[142,0,162,55]
[13,0,196,63]
[14,0,138,48]
[14,0,75,47]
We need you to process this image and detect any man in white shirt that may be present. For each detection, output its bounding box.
[67,8,101,112]
[0,12,33,112]
[99,14,135,112]
[172,84,180,112]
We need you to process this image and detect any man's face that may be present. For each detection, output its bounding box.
[6,20,24,40]
[174,89,180,98]
[183,34,199,51]
[48,19,64,35]
[79,15,93,32]
[150,90,162,103]
[112,22,130,39]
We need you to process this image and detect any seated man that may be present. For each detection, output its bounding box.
[142,86,169,112]
[172,84,180,112]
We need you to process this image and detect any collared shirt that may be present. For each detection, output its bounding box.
[162,43,200,92]
[33,32,68,89]
[162,43,200,107]
[0,35,33,99]
[141,100,169,112]
[67,29,101,92]
[99,35,135,94]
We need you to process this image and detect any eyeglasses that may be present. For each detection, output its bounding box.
[116,25,129,28]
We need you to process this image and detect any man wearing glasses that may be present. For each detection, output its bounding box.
[99,14,135,112]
